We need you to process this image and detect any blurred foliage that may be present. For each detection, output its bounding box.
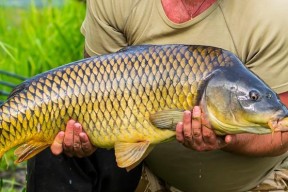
[0,0,86,191]
[0,0,86,100]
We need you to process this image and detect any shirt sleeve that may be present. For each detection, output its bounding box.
[80,0,135,56]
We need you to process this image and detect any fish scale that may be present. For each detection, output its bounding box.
[2,44,286,170]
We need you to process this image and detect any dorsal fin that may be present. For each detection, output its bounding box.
[7,81,30,99]
[116,45,151,53]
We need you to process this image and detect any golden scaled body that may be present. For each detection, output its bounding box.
[0,45,234,169]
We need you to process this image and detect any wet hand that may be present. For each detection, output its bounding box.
[51,119,96,157]
[176,106,234,151]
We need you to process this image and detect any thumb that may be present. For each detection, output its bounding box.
[51,131,65,155]
[225,135,237,145]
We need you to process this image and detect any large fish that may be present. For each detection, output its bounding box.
[0,45,287,170]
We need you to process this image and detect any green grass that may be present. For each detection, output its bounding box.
[0,0,85,99]
[0,0,86,191]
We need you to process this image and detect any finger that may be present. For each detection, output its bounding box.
[63,119,76,154]
[183,111,192,140]
[51,131,65,155]
[191,106,203,145]
[72,123,83,153]
[201,113,215,143]
[176,122,185,143]
[225,135,236,144]
[80,133,97,156]
[202,126,216,144]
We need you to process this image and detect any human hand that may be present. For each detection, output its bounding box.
[176,106,235,151]
[51,119,96,157]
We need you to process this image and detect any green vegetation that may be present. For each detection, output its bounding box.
[0,0,85,99]
[0,0,86,191]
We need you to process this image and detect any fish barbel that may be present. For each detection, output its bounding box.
[0,44,288,170]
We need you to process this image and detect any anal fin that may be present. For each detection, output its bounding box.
[115,141,154,172]
[14,140,50,163]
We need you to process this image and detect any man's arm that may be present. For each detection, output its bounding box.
[176,92,288,156]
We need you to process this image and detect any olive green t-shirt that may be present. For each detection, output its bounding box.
[81,0,288,191]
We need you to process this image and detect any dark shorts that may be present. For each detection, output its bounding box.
[26,148,142,192]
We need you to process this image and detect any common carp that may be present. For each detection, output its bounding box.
[0,44,288,170]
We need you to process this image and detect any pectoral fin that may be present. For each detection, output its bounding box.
[115,141,154,172]
[150,109,184,130]
[14,141,50,163]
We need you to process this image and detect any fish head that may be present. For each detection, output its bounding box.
[201,65,288,135]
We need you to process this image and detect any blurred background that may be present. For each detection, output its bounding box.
[0,0,86,191]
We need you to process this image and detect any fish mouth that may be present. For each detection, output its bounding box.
[269,117,288,132]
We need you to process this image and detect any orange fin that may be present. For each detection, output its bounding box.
[114,141,154,172]
[14,141,49,163]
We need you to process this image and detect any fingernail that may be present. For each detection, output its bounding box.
[225,135,233,144]
[74,123,82,129]
[58,131,65,138]
[184,110,191,117]
[79,132,85,137]
[193,106,200,114]
[68,119,76,124]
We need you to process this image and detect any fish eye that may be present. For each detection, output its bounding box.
[249,90,260,101]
